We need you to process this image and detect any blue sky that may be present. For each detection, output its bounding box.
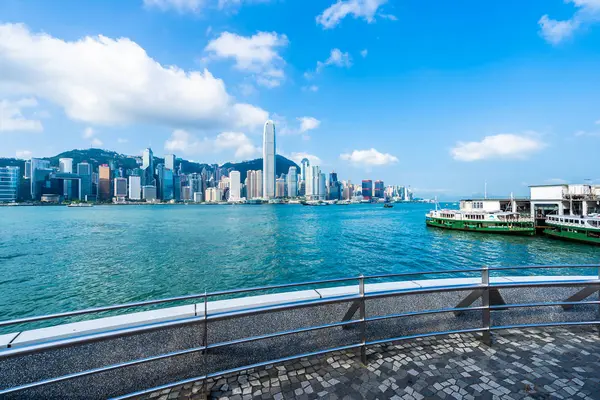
[1,0,600,199]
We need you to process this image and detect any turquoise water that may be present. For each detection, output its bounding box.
[0,203,599,322]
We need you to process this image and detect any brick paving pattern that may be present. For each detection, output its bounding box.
[141,327,600,400]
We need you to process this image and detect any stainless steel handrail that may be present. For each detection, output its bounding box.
[0,264,599,398]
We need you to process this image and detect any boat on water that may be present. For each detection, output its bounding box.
[384,203,394,208]
[336,200,351,205]
[425,198,535,236]
[301,200,329,206]
[67,203,93,208]
[543,214,600,245]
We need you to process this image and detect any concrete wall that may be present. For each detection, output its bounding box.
[1,275,598,399]
[530,186,567,200]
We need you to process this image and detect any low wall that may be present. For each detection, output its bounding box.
[0,275,598,399]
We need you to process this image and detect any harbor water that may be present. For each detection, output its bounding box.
[0,203,599,322]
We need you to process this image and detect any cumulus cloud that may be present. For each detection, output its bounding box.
[205,31,288,87]
[539,0,600,44]
[82,127,95,139]
[451,133,546,162]
[16,150,32,159]
[316,48,352,73]
[316,0,392,29]
[164,129,259,160]
[0,98,43,133]
[0,23,268,131]
[302,85,319,92]
[298,117,321,133]
[360,49,368,58]
[340,148,398,166]
[288,152,323,166]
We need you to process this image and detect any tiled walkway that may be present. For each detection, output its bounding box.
[142,327,600,400]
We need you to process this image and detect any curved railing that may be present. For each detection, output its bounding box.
[0,264,599,399]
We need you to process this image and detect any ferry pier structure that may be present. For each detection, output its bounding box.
[530,184,600,230]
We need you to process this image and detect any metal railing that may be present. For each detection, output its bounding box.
[0,264,599,398]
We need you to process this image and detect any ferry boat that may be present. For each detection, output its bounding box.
[426,198,535,236]
[544,214,600,245]
[67,203,93,207]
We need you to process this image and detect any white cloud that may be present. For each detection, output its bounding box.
[451,133,546,162]
[340,148,398,166]
[91,138,103,147]
[239,83,257,96]
[0,23,268,131]
[16,150,32,159]
[164,129,259,160]
[204,31,288,87]
[574,130,600,137]
[143,0,203,12]
[82,127,95,139]
[289,152,322,166]
[298,117,321,133]
[316,48,352,73]
[316,0,392,29]
[539,0,600,44]
[360,49,368,58]
[0,98,43,132]
[117,138,129,143]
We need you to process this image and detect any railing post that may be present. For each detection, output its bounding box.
[597,266,600,337]
[481,266,492,346]
[359,275,367,365]
[202,291,208,400]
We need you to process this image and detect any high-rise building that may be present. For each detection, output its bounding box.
[165,154,176,171]
[159,167,174,201]
[30,158,51,200]
[287,167,298,197]
[262,120,276,199]
[77,162,93,201]
[142,148,155,186]
[24,160,31,179]
[276,178,286,198]
[374,180,385,198]
[98,165,111,201]
[142,185,157,201]
[114,177,127,199]
[128,175,142,200]
[362,180,373,201]
[0,166,20,203]
[59,158,73,173]
[246,170,263,199]
[229,171,241,201]
[300,158,310,182]
[319,173,326,200]
[205,187,223,202]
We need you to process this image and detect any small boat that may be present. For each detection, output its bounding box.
[335,200,351,205]
[384,203,394,208]
[67,203,93,207]
[301,200,329,206]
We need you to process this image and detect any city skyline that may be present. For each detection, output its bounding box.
[1,1,599,199]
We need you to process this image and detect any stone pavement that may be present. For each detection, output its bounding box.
[141,327,600,400]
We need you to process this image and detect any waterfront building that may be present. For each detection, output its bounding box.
[98,165,111,201]
[0,166,20,202]
[24,160,31,179]
[30,158,51,200]
[300,158,310,182]
[298,180,306,197]
[276,177,286,198]
[128,175,142,200]
[205,187,222,202]
[193,192,203,203]
[319,173,326,200]
[114,177,127,201]
[362,180,373,201]
[142,185,157,201]
[247,170,263,199]
[142,148,155,186]
[328,172,341,200]
[77,162,93,201]
[59,158,73,173]
[229,171,241,201]
[165,154,176,171]
[173,174,182,202]
[181,186,192,201]
[287,167,298,197]
[262,120,276,199]
[374,180,385,199]
[160,167,174,201]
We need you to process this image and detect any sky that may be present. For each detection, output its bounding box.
[1,0,600,199]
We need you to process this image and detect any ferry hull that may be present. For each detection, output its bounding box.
[543,228,600,245]
[426,218,536,236]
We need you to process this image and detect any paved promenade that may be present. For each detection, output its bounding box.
[141,327,600,400]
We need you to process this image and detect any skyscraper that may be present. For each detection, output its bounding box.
[114,177,127,199]
[276,178,286,198]
[246,170,263,199]
[374,180,385,198]
[142,148,155,186]
[59,158,73,173]
[300,158,310,182]
[262,120,276,199]
[128,175,141,200]
[30,158,52,200]
[77,162,92,201]
[319,173,326,200]
[165,154,176,171]
[229,171,241,201]
[287,167,298,198]
[98,165,111,201]
[0,166,20,203]
[362,180,373,201]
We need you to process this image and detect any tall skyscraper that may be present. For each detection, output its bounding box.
[287,166,298,198]
[59,158,73,173]
[165,154,176,171]
[142,148,155,186]
[276,178,286,198]
[319,173,326,200]
[262,120,276,199]
[24,160,31,179]
[300,158,310,182]
[128,175,142,200]
[229,171,241,201]
[362,180,373,201]
[246,170,263,199]
[114,177,127,199]
[98,165,111,201]
[30,158,51,200]
[374,180,385,198]
[77,162,92,201]
[0,166,20,203]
